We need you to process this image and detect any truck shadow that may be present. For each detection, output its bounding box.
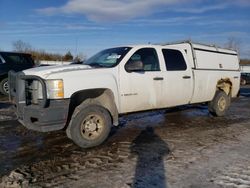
[131,127,169,188]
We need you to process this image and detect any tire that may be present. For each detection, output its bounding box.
[0,78,9,96]
[67,105,112,148]
[208,91,231,117]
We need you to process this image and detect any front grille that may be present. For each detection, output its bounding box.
[25,80,39,105]
[9,72,48,108]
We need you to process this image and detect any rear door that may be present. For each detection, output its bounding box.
[160,48,193,107]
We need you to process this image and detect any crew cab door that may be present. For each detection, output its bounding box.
[119,48,163,113]
[160,48,193,107]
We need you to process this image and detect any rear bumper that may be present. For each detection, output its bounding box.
[9,71,70,132]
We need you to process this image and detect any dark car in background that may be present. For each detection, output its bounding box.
[241,73,250,85]
[0,52,35,95]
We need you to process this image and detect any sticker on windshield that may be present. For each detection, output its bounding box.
[107,54,121,59]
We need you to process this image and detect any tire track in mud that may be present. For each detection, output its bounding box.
[0,141,135,187]
[1,122,245,188]
[0,102,16,121]
[1,92,250,188]
[1,119,250,187]
[1,133,169,188]
[214,163,250,188]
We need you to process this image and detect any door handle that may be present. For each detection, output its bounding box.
[153,77,164,81]
[182,76,191,79]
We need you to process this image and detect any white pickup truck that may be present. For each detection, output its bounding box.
[9,41,240,148]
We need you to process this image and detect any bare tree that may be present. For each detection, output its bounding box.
[225,37,241,53]
[12,40,88,62]
[74,52,87,62]
[63,51,73,61]
[12,40,32,53]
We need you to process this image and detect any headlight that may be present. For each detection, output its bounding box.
[46,79,64,99]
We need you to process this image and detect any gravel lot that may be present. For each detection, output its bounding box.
[0,86,250,188]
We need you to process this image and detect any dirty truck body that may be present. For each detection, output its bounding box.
[9,42,240,148]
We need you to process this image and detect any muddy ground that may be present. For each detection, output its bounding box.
[0,87,250,188]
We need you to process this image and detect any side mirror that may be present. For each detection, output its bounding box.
[125,61,144,72]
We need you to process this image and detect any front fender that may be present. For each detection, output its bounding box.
[46,68,120,111]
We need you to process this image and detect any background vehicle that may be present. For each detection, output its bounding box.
[70,61,84,65]
[9,41,240,148]
[240,65,250,85]
[241,73,250,85]
[0,52,34,95]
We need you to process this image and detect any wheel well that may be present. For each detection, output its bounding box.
[66,88,118,127]
[216,78,232,96]
[0,74,7,82]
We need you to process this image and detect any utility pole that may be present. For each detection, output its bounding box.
[75,37,78,58]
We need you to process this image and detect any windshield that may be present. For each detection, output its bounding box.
[84,47,131,68]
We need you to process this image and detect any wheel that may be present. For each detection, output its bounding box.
[208,91,231,117]
[67,105,112,148]
[0,78,9,96]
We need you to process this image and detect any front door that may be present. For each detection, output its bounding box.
[119,48,164,113]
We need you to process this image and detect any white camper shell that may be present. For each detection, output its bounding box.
[164,42,239,70]
[162,41,240,104]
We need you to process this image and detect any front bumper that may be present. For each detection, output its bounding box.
[8,71,70,132]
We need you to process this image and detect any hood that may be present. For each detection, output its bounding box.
[23,64,92,78]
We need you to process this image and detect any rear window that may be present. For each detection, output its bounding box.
[1,53,33,64]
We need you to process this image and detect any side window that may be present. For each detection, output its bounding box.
[1,54,30,64]
[162,49,187,71]
[126,48,160,71]
[8,55,23,64]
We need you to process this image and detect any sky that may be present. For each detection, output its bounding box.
[0,0,250,58]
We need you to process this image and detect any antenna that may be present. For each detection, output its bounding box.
[75,37,78,57]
